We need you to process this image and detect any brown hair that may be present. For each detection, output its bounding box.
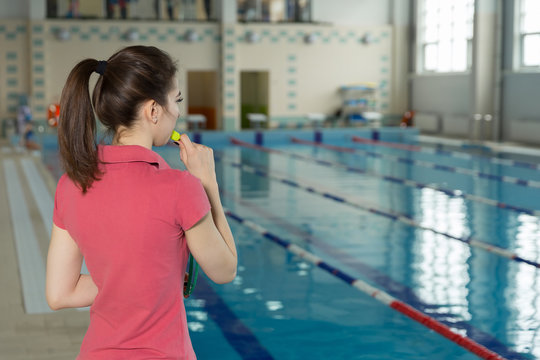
[58,46,177,193]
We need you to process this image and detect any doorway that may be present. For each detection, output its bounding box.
[240,71,269,129]
[187,71,218,130]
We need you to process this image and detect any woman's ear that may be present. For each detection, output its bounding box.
[142,99,160,124]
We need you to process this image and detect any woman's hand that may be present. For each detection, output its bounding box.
[178,134,217,189]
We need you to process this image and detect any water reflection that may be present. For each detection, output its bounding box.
[240,147,270,198]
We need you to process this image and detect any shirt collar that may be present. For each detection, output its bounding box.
[98,144,169,169]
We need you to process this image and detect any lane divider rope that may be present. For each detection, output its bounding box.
[351,135,540,171]
[224,208,506,360]
[219,144,540,269]
[293,137,540,189]
[231,137,540,218]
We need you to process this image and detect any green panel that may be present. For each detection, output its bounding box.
[7,33,16,40]
[7,78,17,87]
[6,52,17,60]
[33,38,43,46]
[33,52,44,60]
[240,104,268,129]
[6,65,17,74]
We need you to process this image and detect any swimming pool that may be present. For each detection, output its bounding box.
[40,128,540,359]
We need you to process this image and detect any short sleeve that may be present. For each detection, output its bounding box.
[175,172,211,231]
[52,175,67,229]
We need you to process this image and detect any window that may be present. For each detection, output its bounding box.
[417,0,475,73]
[518,0,540,68]
[238,0,311,23]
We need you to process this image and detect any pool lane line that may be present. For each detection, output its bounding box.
[3,159,51,314]
[193,276,275,360]
[215,152,540,269]
[220,190,527,360]
[351,135,540,171]
[230,137,540,218]
[292,137,540,189]
[223,208,506,360]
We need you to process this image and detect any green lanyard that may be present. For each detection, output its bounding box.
[183,254,199,298]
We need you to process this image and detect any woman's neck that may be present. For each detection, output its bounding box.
[112,126,153,149]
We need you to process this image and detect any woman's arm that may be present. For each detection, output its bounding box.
[179,134,237,284]
[46,224,98,310]
[185,183,237,284]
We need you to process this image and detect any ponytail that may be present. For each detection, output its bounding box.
[58,59,101,193]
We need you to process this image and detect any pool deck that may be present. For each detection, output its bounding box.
[0,139,86,359]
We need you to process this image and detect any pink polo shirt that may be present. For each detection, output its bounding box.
[53,145,210,359]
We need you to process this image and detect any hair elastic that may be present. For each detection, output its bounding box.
[95,60,107,75]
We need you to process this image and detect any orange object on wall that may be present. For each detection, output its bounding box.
[401,110,414,127]
[47,103,60,127]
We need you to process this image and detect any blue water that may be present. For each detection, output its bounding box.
[39,128,540,360]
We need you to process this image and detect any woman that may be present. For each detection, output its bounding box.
[46,45,237,359]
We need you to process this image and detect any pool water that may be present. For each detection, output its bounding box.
[41,129,540,359]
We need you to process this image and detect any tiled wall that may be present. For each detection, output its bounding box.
[0,21,30,120]
[0,19,392,130]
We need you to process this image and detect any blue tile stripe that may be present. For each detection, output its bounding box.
[236,29,386,45]
[223,207,519,360]
[31,24,47,121]
[223,137,540,269]
[48,25,219,42]
[193,277,274,359]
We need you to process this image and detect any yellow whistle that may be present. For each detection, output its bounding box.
[170,130,181,141]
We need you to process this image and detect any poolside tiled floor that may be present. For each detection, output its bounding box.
[0,139,87,359]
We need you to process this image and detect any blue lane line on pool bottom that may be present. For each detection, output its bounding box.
[194,276,274,360]
[223,208,526,360]
[232,137,540,218]
[220,190,528,360]
[351,135,540,171]
[297,137,540,190]
[215,153,540,269]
